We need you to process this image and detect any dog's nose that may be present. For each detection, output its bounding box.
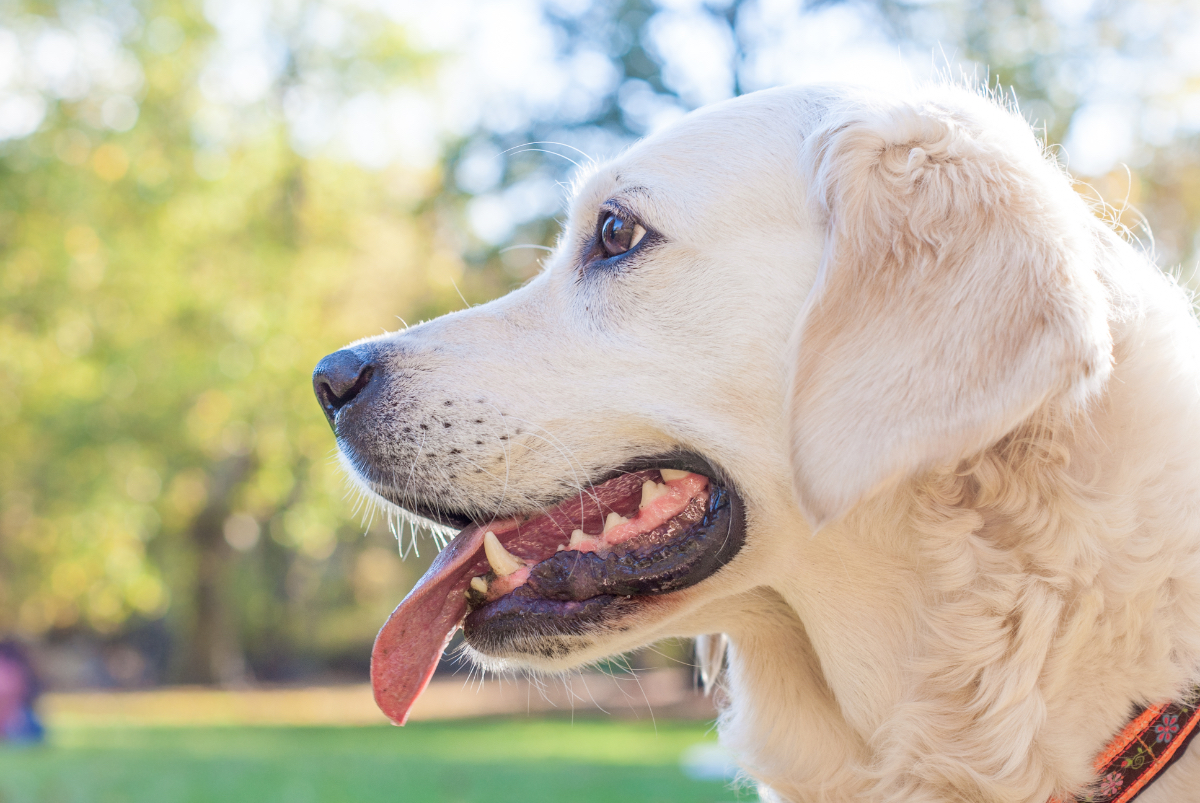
[313,349,375,429]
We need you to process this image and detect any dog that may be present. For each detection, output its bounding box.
[313,83,1200,802]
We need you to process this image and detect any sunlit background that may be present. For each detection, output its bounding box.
[3,0,1200,800]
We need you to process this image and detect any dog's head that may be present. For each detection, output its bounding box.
[313,84,1112,724]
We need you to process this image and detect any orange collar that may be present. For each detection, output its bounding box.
[1051,687,1200,803]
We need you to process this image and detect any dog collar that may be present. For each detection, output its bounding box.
[1051,686,1200,803]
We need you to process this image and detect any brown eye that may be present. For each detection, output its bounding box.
[599,212,646,257]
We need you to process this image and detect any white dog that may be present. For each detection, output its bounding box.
[313,84,1200,802]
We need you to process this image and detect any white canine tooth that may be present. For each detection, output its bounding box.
[660,469,689,482]
[556,544,566,552]
[470,576,488,594]
[483,531,523,577]
[639,480,670,510]
[603,512,629,534]
[569,529,588,549]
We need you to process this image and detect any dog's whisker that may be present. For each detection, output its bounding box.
[493,412,602,526]
[621,655,658,732]
[499,141,592,172]
[455,454,505,484]
[501,140,595,164]
[498,243,554,254]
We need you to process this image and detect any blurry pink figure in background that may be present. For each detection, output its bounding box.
[0,642,43,744]
[0,660,23,726]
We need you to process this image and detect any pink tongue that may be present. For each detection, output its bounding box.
[369,471,660,724]
[370,522,500,725]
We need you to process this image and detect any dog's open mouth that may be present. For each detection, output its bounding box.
[369,454,745,725]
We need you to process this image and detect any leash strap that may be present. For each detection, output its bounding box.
[1052,686,1200,803]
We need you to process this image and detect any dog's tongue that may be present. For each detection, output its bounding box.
[371,521,502,725]
[369,471,673,724]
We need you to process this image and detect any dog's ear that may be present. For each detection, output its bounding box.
[788,93,1112,529]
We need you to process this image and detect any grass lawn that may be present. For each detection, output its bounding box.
[0,719,752,803]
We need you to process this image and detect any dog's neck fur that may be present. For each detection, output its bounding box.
[719,258,1200,803]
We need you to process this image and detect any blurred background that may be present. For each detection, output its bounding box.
[2,0,1200,800]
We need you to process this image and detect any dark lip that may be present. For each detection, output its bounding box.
[459,451,747,656]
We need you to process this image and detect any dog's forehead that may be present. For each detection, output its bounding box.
[572,86,831,230]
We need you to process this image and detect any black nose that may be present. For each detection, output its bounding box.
[313,349,374,429]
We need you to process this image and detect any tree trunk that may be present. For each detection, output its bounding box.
[181,454,255,685]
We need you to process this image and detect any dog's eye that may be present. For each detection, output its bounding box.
[599,212,646,257]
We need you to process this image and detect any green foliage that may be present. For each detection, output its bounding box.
[0,0,489,682]
[3,0,1200,685]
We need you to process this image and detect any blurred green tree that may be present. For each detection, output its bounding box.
[3,0,1199,687]
[0,0,494,683]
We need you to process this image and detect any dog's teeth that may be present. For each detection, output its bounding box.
[639,480,670,509]
[603,512,628,534]
[660,469,689,482]
[470,576,488,594]
[569,529,587,549]
[556,544,566,552]
[483,531,523,577]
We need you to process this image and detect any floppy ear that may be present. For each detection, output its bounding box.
[788,93,1113,528]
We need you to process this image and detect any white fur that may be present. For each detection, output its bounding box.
[341,84,1200,802]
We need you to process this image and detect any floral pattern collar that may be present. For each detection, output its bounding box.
[1052,686,1200,803]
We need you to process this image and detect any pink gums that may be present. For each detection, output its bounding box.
[485,473,708,600]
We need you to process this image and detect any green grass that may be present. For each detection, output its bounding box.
[0,719,751,803]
